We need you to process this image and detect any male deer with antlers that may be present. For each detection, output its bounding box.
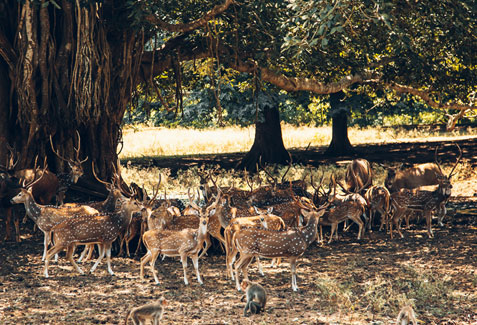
[139,193,221,285]
[44,195,143,277]
[232,199,328,291]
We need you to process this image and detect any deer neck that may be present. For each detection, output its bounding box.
[117,204,136,229]
[24,194,42,222]
[216,205,230,228]
[300,214,319,246]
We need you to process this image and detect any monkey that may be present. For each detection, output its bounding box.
[124,298,167,325]
[396,305,418,325]
[240,280,267,316]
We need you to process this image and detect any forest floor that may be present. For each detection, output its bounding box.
[0,139,476,325]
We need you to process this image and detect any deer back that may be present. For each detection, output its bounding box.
[14,169,58,205]
[386,163,442,192]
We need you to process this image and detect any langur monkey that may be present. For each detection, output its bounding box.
[396,305,418,325]
[240,280,267,316]
[125,298,167,325]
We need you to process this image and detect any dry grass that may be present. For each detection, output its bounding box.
[120,124,476,159]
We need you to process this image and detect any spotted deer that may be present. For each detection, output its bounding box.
[364,185,391,232]
[44,196,143,277]
[217,204,286,279]
[139,196,220,285]
[232,199,328,291]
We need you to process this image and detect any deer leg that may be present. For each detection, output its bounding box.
[13,210,20,242]
[105,243,114,275]
[77,245,88,263]
[191,254,203,285]
[44,244,65,278]
[4,207,13,241]
[328,224,337,243]
[90,244,106,274]
[437,203,446,227]
[425,210,433,238]
[199,234,212,258]
[41,231,50,261]
[180,253,189,285]
[134,232,143,257]
[234,255,253,291]
[66,244,84,275]
[350,215,364,240]
[290,257,299,291]
[256,257,265,276]
[140,251,152,280]
[149,250,161,284]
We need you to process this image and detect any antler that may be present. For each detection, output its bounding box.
[448,143,462,178]
[23,157,48,188]
[259,156,277,189]
[280,152,293,184]
[50,132,88,165]
[188,188,201,211]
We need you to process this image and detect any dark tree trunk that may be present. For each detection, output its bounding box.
[237,104,290,171]
[0,1,144,193]
[325,91,354,156]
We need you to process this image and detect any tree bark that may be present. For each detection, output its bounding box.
[236,104,290,171]
[325,91,354,156]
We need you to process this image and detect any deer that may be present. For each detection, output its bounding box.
[314,175,366,243]
[10,173,101,261]
[43,196,143,277]
[387,144,461,229]
[343,158,373,195]
[232,198,329,291]
[217,204,286,279]
[0,150,59,242]
[139,194,221,285]
[49,131,89,205]
[364,185,391,232]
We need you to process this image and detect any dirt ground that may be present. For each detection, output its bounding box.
[1,141,476,325]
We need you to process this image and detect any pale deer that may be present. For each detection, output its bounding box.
[140,211,214,285]
[232,199,328,291]
[44,197,143,277]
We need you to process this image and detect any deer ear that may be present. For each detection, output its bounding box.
[267,207,273,214]
[300,209,310,218]
[209,208,216,216]
[27,187,33,193]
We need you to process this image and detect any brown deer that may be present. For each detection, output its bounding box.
[44,196,143,277]
[140,206,215,285]
[387,144,461,229]
[344,158,373,194]
[232,199,328,291]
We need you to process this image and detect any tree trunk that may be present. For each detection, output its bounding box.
[0,1,144,195]
[237,104,290,171]
[325,91,354,156]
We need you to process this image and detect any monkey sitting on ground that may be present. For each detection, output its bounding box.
[124,297,167,325]
[240,280,267,316]
[396,305,418,325]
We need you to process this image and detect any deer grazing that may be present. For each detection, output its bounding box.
[43,196,143,277]
[344,158,373,195]
[139,193,221,285]
[232,199,328,291]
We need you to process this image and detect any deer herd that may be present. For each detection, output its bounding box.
[0,139,463,294]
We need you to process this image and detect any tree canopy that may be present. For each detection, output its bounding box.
[0,0,475,177]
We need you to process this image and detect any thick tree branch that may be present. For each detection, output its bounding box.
[146,0,235,33]
[225,57,377,94]
[386,82,477,112]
